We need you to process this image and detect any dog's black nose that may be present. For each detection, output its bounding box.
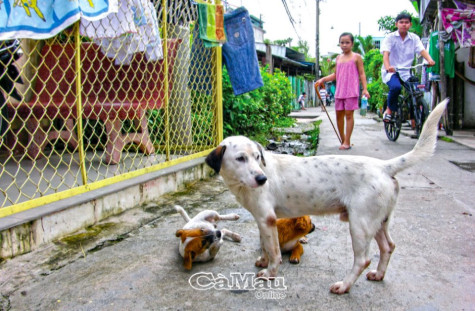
[310,223,315,234]
[216,230,222,239]
[255,174,267,185]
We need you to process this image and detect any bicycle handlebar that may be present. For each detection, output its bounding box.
[386,63,428,73]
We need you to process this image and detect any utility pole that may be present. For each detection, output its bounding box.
[315,0,320,81]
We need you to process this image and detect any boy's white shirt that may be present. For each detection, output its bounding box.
[380,31,425,83]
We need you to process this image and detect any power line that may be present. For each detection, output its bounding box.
[281,0,302,42]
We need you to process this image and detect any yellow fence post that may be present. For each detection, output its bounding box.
[75,22,88,185]
[162,0,170,161]
[215,0,223,144]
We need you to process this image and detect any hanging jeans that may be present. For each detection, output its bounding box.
[222,7,263,96]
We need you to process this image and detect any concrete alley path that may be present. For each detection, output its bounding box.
[1,106,474,311]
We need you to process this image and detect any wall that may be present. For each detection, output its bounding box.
[456,48,475,127]
[0,159,212,260]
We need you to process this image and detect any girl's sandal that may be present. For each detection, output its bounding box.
[339,145,351,150]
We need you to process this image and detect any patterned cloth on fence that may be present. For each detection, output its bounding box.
[81,0,163,65]
[0,0,117,40]
[441,8,475,48]
[196,1,226,48]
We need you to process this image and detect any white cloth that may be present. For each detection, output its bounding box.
[380,31,425,83]
[80,0,163,65]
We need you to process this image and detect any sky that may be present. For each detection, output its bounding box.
[225,0,418,57]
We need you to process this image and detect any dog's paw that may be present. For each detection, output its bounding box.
[289,257,300,264]
[330,281,350,294]
[299,236,308,244]
[366,270,385,281]
[230,214,240,220]
[255,256,268,268]
[232,233,242,243]
[256,269,276,280]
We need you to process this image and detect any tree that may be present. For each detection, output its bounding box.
[353,35,375,56]
[320,54,338,77]
[273,38,293,47]
[292,40,310,57]
[377,11,422,37]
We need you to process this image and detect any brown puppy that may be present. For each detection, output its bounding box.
[276,216,315,264]
[175,205,241,270]
[176,228,216,270]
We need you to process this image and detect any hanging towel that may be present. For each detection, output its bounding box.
[189,23,213,94]
[222,7,263,96]
[428,31,455,79]
[196,1,226,48]
[0,0,117,40]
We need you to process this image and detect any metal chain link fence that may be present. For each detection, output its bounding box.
[0,0,222,216]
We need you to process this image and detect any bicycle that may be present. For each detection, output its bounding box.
[383,64,430,141]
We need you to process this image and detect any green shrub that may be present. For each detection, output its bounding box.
[223,66,293,138]
[364,49,387,111]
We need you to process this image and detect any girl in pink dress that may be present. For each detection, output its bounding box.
[316,33,370,150]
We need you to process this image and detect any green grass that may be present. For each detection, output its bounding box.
[440,136,454,143]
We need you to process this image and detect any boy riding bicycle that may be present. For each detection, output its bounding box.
[381,12,435,125]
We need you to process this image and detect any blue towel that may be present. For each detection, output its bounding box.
[0,0,116,40]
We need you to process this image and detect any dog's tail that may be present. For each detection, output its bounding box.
[175,205,191,222]
[384,99,448,177]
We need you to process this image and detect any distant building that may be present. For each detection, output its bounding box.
[372,36,384,50]
[250,14,265,43]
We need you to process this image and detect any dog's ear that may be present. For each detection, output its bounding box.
[295,216,311,231]
[176,228,204,243]
[254,141,266,167]
[183,250,194,270]
[205,145,227,174]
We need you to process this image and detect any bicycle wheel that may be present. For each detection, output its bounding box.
[384,105,402,141]
[414,97,429,137]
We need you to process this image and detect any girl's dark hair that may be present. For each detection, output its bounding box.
[339,32,354,43]
[396,12,412,22]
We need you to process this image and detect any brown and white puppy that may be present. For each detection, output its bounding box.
[276,216,315,264]
[175,205,241,270]
[205,100,448,294]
